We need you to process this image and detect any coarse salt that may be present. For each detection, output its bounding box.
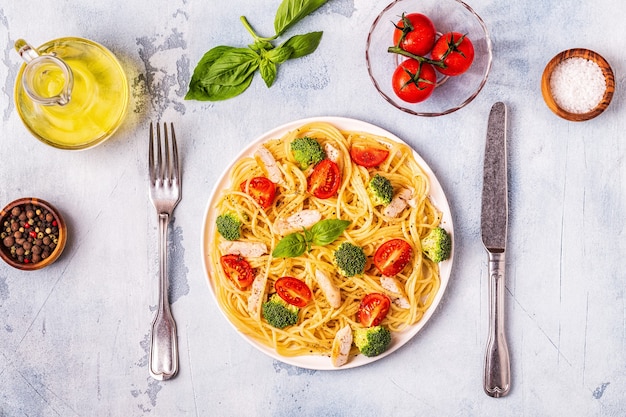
[549,57,606,114]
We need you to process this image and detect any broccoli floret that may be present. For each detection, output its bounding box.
[354,326,392,357]
[421,227,452,263]
[334,242,367,277]
[290,136,326,169]
[367,174,393,206]
[216,212,242,241]
[262,294,299,329]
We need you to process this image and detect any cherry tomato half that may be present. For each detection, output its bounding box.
[358,293,391,327]
[350,144,390,168]
[307,159,341,199]
[240,176,276,209]
[374,239,413,276]
[391,59,437,104]
[220,255,255,290]
[275,276,312,308]
[393,13,436,57]
[431,32,475,76]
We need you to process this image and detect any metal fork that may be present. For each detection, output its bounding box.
[148,122,181,380]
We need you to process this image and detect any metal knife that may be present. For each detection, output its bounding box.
[481,102,511,398]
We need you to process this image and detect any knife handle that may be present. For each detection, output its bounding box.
[484,251,511,397]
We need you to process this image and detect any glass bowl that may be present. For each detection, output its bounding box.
[0,198,67,271]
[541,48,615,122]
[366,0,492,116]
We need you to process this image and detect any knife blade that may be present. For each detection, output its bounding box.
[481,102,511,398]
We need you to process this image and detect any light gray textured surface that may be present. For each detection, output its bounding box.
[1,0,624,416]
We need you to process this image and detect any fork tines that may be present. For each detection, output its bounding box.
[149,122,180,183]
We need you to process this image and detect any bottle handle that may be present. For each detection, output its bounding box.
[15,39,73,106]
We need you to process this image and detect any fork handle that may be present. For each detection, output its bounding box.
[149,213,179,380]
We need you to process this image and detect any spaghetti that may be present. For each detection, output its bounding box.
[208,121,444,360]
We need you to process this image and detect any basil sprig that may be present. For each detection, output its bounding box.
[185,0,327,101]
[272,219,351,258]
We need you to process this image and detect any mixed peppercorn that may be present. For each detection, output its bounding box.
[1,202,60,264]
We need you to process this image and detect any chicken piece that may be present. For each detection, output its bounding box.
[273,209,322,235]
[247,273,268,319]
[314,269,342,309]
[380,276,410,309]
[324,142,341,163]
[383,188,414,218]
[218,241,268,258]
[331,325,353,367]
[400,187,417,208]
[254,147,284,185]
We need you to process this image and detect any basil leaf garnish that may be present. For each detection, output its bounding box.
[272,233,307,258]
[311,219,351,247]
[271,219,351,259]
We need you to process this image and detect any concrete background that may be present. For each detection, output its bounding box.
[0,0,624,415]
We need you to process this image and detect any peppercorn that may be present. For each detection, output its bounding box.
[0,201,62,266]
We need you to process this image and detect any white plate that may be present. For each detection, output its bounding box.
[201,116,454,370]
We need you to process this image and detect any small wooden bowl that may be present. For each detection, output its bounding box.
[0,198,67,271]
[541,48,615,121]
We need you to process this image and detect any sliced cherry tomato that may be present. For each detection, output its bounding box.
[220,254,255,290]
[350,144,390,167]
[374,239,413,276]
[358,293,391,327]
[431,32,475,76]
[240,176,276,209]
[393,13,437,57]
[275,276,312,308]
[391,59,437,104]
[307,159,341,199]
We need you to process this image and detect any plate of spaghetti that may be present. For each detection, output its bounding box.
[201,117,453,370]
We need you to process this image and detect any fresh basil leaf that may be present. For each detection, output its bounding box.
[260,59,277,88]
[311,219,351,247]
[186,46,236,100]
[195,74,254,101]
[274,0,328,36]
[203,48,260,86]
[280,31,323,59]
[266,45,294,64]
[272,233,307,258]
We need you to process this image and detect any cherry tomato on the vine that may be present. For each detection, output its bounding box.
[393,13,436,57]
[308,159,341,199]
[240,176,276,209]
[358,293,391,327]
[374,239,413,276]
[275,276,312,308]
[391,59,437,104]
[220,255,255,290]
[431,32,475,76]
